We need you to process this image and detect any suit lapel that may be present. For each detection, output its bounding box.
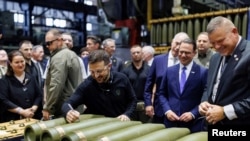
[211,54,222,84]
[216,39,246,101]
[221,39,245,81]
[161,54,169,76]
[174,65,181,95]
[165,53,169,67]
[182,63,197,94]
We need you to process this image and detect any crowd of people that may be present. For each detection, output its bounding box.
[0,16,250,133]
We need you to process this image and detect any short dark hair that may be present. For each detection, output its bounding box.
[180,38,197,51]
[87,35,101,45]
[88,50,110,65]
[19,40,32,48]
[6,50,27,76]
[80,47,88,54]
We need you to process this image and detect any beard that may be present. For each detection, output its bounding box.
[95,72,110,84]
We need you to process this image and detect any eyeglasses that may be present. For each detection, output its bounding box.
[90,65,108,76]
[45,39,58,46]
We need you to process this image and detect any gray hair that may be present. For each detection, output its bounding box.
[102,38,115,48]
[207,16,235,34]
[173,32,189,41]
[142,45,155,55]
[32,45,43,52]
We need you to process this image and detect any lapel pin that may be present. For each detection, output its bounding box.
[234,54,239,61]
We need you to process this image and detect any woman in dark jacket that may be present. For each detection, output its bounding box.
[0,50,42,122]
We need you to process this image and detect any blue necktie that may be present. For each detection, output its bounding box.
[180,66,187,93]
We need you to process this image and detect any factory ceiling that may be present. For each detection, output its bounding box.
[4,0,250,21]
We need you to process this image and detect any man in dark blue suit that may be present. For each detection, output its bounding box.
[158,38,207,132]
[102,38,124,72]
[144,32,189,123]
[83,35,102,76]
[199,16,250,126]
[32,44,48,88]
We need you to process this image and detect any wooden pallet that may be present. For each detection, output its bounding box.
[0,118,38,140]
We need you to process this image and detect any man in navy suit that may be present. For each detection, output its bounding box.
[83,35,102,76]
[158,38,207,132]
[144,32,189,123]
[102,38,124,72]
[199,16,250,126]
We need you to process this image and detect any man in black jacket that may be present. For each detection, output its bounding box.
[62,50,137,123]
